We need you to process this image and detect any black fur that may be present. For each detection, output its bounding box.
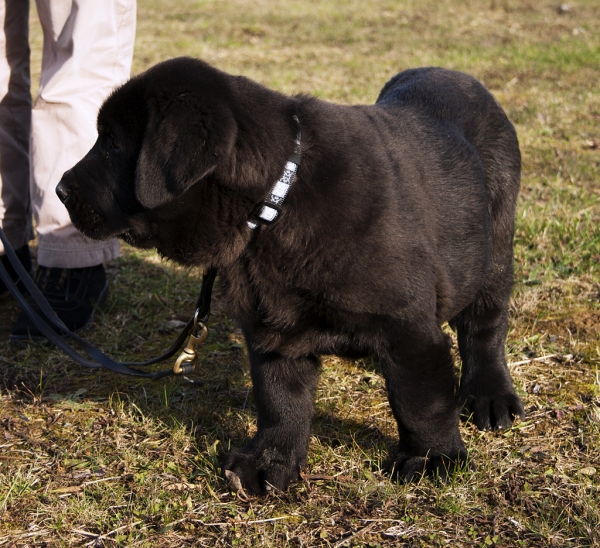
[57,57,525,493]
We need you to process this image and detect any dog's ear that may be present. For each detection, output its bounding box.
[135,93,236,209]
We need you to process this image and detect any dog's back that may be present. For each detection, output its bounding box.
[377,67,521,233]
[375,68,521,309]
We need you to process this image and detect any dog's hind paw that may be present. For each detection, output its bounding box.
[461,392,525,431]
[387,448,471,482]
[222,448,302,495]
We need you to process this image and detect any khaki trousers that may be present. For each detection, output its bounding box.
[0,0,136,267]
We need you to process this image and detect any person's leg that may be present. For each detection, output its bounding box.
[0,0,34,294]
[32,0,136,268]
[11,0,136,338]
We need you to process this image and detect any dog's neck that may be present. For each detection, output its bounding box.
[138,179,254,268]
[139,92,309,270]
[246,115,302,230]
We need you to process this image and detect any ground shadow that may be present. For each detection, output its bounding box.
[0,250,398,478]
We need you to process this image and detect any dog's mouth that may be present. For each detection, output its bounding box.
[121,230,137,245]
[59,179,156,247]
[75,221,115,241]
[117,220,158,249]
[67,201,131,243]
[66,203,109,240]
[63,193,141,243]
[57,181,105,239]
[76,222,142,245]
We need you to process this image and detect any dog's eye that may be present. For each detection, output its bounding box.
[110,140,121,153]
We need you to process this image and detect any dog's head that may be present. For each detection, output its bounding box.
[57,57,237,246]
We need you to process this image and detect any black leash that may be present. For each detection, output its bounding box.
[0,227,216,380]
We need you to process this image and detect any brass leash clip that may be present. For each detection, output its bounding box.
[173,311,209,375]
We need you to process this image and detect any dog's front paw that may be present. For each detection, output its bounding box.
[461,392,525,431]
[222,447,302,495]
[388,447,470,482]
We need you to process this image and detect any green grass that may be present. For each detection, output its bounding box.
[1,0,599,546]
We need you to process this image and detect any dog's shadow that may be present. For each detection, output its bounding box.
[0,250,396,469]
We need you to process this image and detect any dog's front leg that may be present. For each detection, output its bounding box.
[222,343,320,494]
[382,327,468,481]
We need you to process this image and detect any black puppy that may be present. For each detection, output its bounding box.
[57,57,524,493]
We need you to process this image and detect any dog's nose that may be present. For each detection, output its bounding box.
[56,180,71,204]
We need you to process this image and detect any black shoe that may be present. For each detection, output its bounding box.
[11,264,108,341]
[0,244,33,297]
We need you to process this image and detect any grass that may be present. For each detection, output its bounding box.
[1,0,599,545]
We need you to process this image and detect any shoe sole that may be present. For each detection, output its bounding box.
[9,280,109,343]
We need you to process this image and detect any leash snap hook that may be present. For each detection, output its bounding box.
[173,314,209,375]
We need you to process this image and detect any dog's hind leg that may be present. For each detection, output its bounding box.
[453,282,525,430]
[222,345,320,494]
[452,115,524,430]
[382,324,468,481]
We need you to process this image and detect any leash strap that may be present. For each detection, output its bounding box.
[0,227,215,380]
